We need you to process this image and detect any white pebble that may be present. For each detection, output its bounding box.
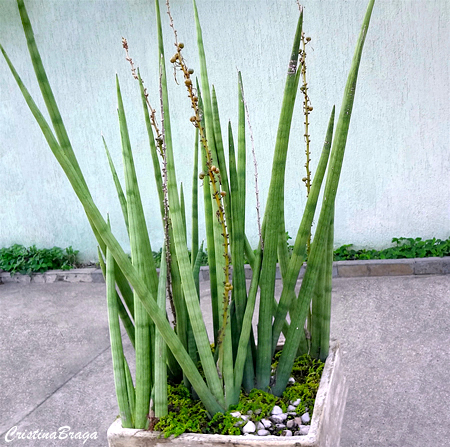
[286,419,296,429]
[301,412,310,424]
[261,418,272,428]
[287,405,296,412]
[282,430,293,436]
[294,417,302,426]
[270,413,287,424]
[230,411,241,418]
[242,421,256,434]
[241,415,249,421]
[288,377,296,384]
[257,429,270,436]
[290,398,301,406]
[299,425,310,435]
[271,405,283,415]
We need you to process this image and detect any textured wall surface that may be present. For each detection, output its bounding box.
[1,0,449,261]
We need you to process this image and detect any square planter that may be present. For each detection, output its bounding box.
[107,341,347,447]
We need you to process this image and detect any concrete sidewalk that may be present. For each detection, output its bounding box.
[1,274,449,446]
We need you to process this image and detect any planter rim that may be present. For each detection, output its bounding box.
[107,341,343,446]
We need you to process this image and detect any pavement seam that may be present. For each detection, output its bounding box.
[1,257,449,284]
[0,344,111,438]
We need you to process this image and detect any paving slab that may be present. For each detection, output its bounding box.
[331,275,450,447]
[0,274,449,447]
[0,283,110,445]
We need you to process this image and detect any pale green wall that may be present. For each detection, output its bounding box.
[1,0,449,261]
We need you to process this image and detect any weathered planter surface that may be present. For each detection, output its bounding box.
[107,341,347,447]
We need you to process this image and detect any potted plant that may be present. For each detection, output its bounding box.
[1,0,374,445]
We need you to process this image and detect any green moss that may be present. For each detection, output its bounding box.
[153,353,324,437]
[208,413,242,435]
[154,384,209,437]
[276,352,324,416]
[233,389,283,422]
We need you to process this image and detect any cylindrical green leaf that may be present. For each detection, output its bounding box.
[98,247,135,348]
[103,136,129,234]
[118,76,159,427]
[106,229,133,428]
[191,129,199,268]
[271,106,335,353]
[157,4,225,408]
[154,246,168,417]
[319,202,334,361]
[256,11,303,390]
[273,0,375,396]
[3,30,225,416]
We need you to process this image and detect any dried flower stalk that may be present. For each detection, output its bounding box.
[238,74,263,250]
[299,32,313,196]
[158,64,176,326]
[122,38,164,156]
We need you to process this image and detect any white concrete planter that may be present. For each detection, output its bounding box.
[107,341,347,447]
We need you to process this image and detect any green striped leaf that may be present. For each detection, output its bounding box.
[273,0,375,396]
[102,136,129,234]
[154,245,168,417]
[271,106,335,352]
[97,247,135,348]
[106,239,133,427]
[256,10,303,390]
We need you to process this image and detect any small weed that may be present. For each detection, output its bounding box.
[153,237,450,268]
[4,237,445,276]
[0,244,79,275]
[333,237,450,261]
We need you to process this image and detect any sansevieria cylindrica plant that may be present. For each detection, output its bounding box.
[1,0,375,428]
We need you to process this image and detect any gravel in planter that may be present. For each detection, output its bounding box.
[153,353,324,438]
